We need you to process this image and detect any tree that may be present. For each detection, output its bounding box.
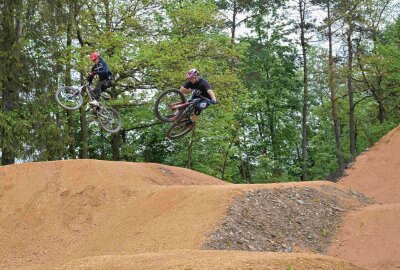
[296,0,314,180]
[0,0,24,164]
[239,11,303,182]
[216,0,284,43]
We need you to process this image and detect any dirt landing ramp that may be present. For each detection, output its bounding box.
[328,204,400,270]
[332,125,400,270]
[339,125,400,204]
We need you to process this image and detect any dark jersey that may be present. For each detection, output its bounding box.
[182,77,212,99]
[91,57,113,81]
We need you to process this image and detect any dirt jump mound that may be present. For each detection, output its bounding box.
[1,126,399,270]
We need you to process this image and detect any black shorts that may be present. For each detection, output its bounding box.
[192,99,209,115]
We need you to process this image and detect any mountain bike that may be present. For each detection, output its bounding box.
[154,88,213,139]
[55,82,122,133]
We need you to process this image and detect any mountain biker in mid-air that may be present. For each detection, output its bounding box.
[87,51,114,107]
[177,68,217,127]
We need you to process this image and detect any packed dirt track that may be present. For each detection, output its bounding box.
[58,250,364,270]
[0,125,399,270]
[328,125,400,270]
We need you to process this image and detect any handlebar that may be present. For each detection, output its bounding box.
[191,89,215,104]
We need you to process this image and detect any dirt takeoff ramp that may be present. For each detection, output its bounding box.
[0,159,362,270]
[329,125,400,270]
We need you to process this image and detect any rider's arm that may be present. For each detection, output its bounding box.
[180,86,192,94]
[93,59,109,77]
[207,89,216,101]
[87,65,95,83]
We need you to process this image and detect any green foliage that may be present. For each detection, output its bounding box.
[1,0,398,185]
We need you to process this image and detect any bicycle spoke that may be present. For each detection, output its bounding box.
[161,95,182,115]
[154,89,186,122]
[55,86,83,110]
[166,120,193,139]
[97,107,122,133]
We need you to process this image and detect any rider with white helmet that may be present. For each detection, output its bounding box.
[179,68,217,127]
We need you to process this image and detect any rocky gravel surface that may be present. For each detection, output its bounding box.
[203,185,374,253]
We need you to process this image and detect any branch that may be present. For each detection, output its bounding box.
[76,29,92,46]
[123,121,163,132]
[353,94,373,108]
[109,102,150,109]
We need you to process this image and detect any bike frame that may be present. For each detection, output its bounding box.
[78,83,96,102]
[169,95,211,122]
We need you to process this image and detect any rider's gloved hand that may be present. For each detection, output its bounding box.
[211,99,217,105]
[87,71,95,83]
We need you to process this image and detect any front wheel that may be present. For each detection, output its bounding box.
[97,107,122,133]
[166,119,194,140]
[154,89,186,122]
[55,86,83,110]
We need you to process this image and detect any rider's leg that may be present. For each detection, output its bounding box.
[191,114,199,123]
[90,80,111,106]
[188,100,208,125]
[89,82,102,106]
[93,83,101,101]
[100,79,112,94]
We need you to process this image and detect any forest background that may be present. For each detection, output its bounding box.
[1,0,399,183]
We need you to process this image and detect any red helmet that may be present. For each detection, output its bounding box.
[90,51,100,61]
[186,68,199,79]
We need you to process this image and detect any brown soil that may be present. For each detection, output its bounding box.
[328,125,400,270]
[338,125,400,204]
[0,125,399,270]
[58,250,364,270]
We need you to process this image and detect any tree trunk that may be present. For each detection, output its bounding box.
[66,1,76,158]
[372,84,386,123]
[75,9,90,159]
[100,131,106,159]
[299,0,309,180]
[256,112,267,155]
[67,111,76,158]
[241,131,252,183]
[230,0,238,44]
[185,128,196,169]
[79,105,88,158]
[327,3,345,169]
[221,131,238,180]
[111,133,120,160]
[355,45,387,124]
[347,24,356,158]
[269,112,282,177]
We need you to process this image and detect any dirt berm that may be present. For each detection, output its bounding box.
[0,125,399,269]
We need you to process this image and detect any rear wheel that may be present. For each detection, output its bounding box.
[154,89,186,122]
[55,86,83,110]
[166,119,194,140]
[97,107,122,133]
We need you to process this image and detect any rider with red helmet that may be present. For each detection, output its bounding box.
[179,68,217,127]
[87,51,113,106]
